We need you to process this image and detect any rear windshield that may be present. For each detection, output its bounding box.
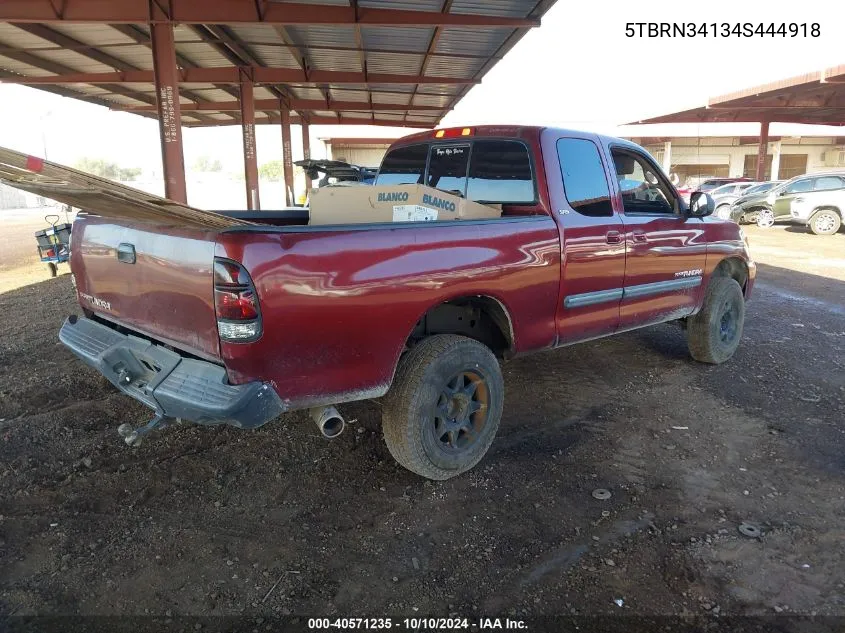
[376,139,535,204]
[377,144,428,186]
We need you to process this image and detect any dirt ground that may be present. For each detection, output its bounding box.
[0,223,844,628]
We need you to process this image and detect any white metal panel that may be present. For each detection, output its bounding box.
[49,24,137,46]
[97,45,154,70]
[24,48,114,73]
[0,56,53,76]
[177,43,235,68]
[360,26,434,53]
[371,92,412,105]
[248,44,302,68]
[426,55,484,78]
[435,26,511,56]
[359,0,443,10]
[307,49,362,72]
[450,0,537,17]
[366,52,423,75]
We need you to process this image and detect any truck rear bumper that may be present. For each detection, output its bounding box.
[59,316,286,429]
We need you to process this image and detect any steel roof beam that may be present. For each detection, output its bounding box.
[111,99,446,112]
[10,23,229,122]
[109,23,242,114]
[1,68,477,85]
[0,1,540,27]
[0,40,499,62]
[182,115,431,128]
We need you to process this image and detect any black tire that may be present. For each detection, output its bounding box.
[808,209,842,236]
[687,277,745,364]
[382,334,504,480]
[48,263,58,278]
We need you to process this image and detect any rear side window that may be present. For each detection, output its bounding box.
[376,144,428,186]
[556,138,613,217]
[466,140,535,203]
[813,176,844,191]
[427,144,470,196]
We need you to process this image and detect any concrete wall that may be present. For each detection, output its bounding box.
[641,137,841,185]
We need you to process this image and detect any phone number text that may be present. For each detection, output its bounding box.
[625,23,820,38]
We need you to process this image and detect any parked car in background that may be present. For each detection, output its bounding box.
[714,181,781,219]
[732,173,845,228]
[711,182,761,218]
[696,177,753,194]
[789,173,845,235]
[678,177,752,205]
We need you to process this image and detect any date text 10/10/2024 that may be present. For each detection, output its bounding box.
[307,618,528,630]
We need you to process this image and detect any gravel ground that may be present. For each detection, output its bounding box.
[0,224,843,628]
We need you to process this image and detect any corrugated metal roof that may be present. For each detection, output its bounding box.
[359,0,444,11]
[329,88,370,102]
[372,92,412,105]
[248,45,303,69]
[436,26,511,56]
[96,45,155,70]
[49,23,136,46]
[426,56,484,78]
[176,43,234,68]
[284,25,358,48]
[0,55,53,76]
[306,48,362,72]
[366,52,423,75]
[450,0,538,18]
[25,49,114,73]
[0,0,559,128]
[360,26,434,53]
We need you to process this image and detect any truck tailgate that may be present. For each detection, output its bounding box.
[71,216,222,360]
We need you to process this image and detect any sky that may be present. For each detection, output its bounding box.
[0,0,842,179]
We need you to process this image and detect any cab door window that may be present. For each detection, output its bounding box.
[611,150,676,215]
[783,178,812,194]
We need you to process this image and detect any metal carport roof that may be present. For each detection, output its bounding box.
[0,0,558,128]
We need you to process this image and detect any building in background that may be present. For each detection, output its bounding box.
[630,135,845,188]
[320,138,395,169]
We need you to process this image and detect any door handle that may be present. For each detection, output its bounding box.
[605,230,622,244]
[632,230,648,243]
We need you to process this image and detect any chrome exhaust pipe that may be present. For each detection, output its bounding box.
[310,406,345,438]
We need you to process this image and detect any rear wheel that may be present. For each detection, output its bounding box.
[756,208,775,228]
[809,209,841,236]
[382,334,503,480]
[687,277,745,364]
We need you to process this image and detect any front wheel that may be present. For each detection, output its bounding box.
[382,334,504,480]
[687,277,745,364]
[756,208,775,228]
[809,210,842,236]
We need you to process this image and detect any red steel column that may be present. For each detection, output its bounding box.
[301,120,312,195]
[755,121,769,181]
[150,22,187,203]
[240,74,260,210]
[280,106,294,206]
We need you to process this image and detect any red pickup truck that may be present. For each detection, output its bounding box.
[60,126,755,480]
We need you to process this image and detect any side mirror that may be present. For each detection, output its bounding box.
[688,191,715,217]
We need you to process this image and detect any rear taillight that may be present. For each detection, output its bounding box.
[214,258,261,342]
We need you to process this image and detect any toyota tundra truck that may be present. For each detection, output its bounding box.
[57,126,756,480]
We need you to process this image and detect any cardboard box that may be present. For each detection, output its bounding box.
[309,184,502,225]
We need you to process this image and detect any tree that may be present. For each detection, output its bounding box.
[74,157,142,181]
[193,155,223,173]
[259,160,283,182]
